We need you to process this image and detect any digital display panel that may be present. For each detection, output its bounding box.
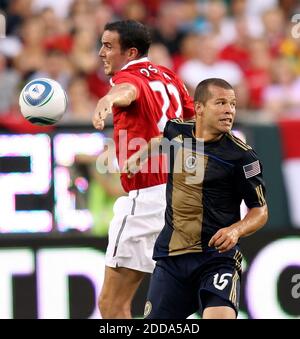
[0,130,106,233]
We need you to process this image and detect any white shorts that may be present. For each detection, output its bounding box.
[105,184,166,273]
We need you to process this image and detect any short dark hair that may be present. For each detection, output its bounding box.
[194,78,233,104]
[104,20,151,57]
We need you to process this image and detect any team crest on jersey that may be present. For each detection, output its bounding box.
[184,154,197,170]
[144,301,152,317]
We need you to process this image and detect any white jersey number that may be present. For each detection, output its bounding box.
[149,81,182,132]
[213,273,233,290]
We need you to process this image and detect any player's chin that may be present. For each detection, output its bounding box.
[103,66,112,76]
[218,126,231,134]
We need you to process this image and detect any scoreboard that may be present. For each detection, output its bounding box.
[0,129,107,233]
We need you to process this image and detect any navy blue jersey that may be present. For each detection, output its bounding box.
[153,119,266,259]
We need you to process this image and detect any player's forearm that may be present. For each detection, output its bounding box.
[107,83,137,108]
[93,83,138,130]
[235,205,268,238]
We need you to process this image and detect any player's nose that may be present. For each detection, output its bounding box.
[98,46,105,58]
[224,102,235,114]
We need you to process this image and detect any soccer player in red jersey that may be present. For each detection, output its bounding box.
[92,20,194,318]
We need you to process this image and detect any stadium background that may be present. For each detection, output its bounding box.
[0,0,300,318]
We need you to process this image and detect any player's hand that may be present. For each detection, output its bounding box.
[208,226,240,253]
[93,97,113,130]
[123,153,143,178]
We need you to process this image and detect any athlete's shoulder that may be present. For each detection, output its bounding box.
[112,68,141,81]
[225,132,252,152]
[164,118,194,140]
[168,118,194,125]
[224,132,262,166]
[121,61,155,75]
[136,62,178,82]
[157,64,186,84]
[110,67,147,92]
[156,64,176,76]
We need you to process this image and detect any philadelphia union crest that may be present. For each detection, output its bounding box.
[184,154,197,171]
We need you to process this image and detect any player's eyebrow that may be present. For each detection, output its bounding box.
[215,97,236,102]
[101,41,112,47]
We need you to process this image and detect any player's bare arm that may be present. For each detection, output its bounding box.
[93,83,137,130]
[123,136,163,178]
[209,205,268,253]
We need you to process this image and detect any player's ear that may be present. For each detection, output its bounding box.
[194,101,204,116]
[127,47,139,60]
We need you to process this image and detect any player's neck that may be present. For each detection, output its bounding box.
[194,121,222,142]
[194,126,203,140]
[194,126,223,142]
[203,131,224,142]
[194,115,204,140]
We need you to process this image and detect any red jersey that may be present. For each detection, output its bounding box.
[111,58,194,192]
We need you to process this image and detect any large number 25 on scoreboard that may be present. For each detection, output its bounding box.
[0,133,104,233]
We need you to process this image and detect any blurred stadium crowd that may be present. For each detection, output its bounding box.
[0,0,300,130]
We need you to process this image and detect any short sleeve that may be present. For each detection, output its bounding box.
[235,150,266,208]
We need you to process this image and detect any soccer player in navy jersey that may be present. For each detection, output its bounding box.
[92,20,194,318]
[125,78,268,319]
